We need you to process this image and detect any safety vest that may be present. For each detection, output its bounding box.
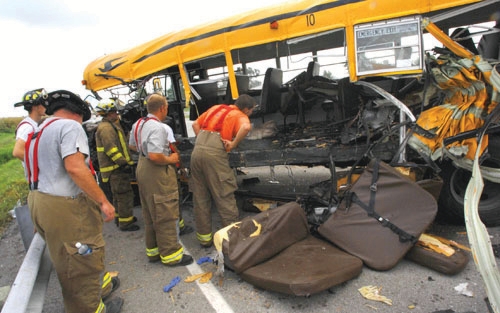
[95,120,133,182]
[24,118,96,190]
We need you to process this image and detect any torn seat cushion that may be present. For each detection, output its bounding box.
[240,235,363,296]
[318,159,438,271]
[405,244,469,275]
[222,201,309,273]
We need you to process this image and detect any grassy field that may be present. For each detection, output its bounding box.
[0,117,29,234]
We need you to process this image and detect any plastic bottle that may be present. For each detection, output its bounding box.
[75,242,92,255]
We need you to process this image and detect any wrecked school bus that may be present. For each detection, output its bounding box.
[80,0,500,301]
[82,0,500,228]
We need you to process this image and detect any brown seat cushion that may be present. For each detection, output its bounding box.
[240,235,363,296]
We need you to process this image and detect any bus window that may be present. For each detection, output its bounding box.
[355,16,423,75]
[316,47,348,79]
[245,58,279,90]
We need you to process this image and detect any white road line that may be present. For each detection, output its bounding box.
[183,245,234,313]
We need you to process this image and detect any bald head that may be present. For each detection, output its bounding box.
[145,93,168,114]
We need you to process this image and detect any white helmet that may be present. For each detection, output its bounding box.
[95,98,119,115]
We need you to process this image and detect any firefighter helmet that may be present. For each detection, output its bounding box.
[95,99,119,116]
[46,90,92,121]
[13,88,49,110]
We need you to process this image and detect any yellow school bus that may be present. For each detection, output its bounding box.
[82,0,500,227]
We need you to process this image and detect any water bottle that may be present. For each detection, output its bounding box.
[75,242,92,255]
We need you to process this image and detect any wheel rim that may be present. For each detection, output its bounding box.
[449,163,500,210]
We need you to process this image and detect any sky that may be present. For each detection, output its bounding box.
[0,0,286,118]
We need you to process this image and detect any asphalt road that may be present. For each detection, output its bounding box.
[2,165,500,313]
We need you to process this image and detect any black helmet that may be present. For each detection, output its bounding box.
[13,88,49,111]
[46,90,92,121]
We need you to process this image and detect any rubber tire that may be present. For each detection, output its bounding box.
[437,159,500,227]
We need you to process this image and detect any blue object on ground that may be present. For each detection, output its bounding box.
[163,276,181,292]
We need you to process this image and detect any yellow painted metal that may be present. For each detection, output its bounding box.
[82,0,482,92]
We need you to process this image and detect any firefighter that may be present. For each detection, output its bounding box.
[25,90,123,313]
[190,94,256,247]
[95,99,139,231]
[129,93,193,266]
[12,88,47,162]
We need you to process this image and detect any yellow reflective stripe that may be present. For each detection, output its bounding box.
[102,272,111,290]
[146,247,159,257]
[106,147,119,157]
[196,232,213,244]
[179,219,185,229]
[119,216,134,223]
[96,146,104,152]
[100,164,120,173]
[111,152,124,162]
[117,130,132,162]
[161,246,184,264]
[95,300,105,313]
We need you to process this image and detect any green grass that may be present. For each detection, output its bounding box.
[0,118,28,234]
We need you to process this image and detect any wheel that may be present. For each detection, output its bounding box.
[437,159,500,227]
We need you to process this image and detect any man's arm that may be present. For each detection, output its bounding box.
[192,120,201,136]
[148,152,179,165]
[12,139,26,161]
[223,122,251,152]
[64,152,115,222]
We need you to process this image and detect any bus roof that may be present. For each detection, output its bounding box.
[82,0,496,93]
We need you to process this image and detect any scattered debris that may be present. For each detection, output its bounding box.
[121,285,141,294]
[358,285,393,305]
[163,276,181,293]
[197,256,213,265]
[184,272,213,284]
[454,282,474,297]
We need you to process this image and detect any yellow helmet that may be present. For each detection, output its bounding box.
[95,98,118,115]
[14,88,49,110]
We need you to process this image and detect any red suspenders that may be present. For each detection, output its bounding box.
[15,121,35,136]
[24,118,96,190]
[25,118,60,190]
[201,105,234,132]
[133,116,160,156]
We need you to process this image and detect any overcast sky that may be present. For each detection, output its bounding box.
[0,0,285,117]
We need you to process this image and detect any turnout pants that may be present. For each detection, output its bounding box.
[109,170,135,227]
[136,156,184,264]
[190,131,239,245]
[29,191,106,313]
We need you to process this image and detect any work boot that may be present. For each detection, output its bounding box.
[200,241,213,249]
[179,225,194,236]
[164,254,193,267]
[118,217,139,231]
[104,297,124,313]
[119,223,140,232]
[102,277,120,300]
[148,255,161,263]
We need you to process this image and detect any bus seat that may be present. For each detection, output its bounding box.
[251,68,283,119]
[190,80,218,120]
[478,22,500,60]
[450,28,479,55]
[306,61,320,81]
[225,75,250,103]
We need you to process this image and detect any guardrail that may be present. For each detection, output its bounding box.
[1,206,52,313]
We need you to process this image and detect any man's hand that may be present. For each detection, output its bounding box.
[222,139,235,152]
[169,152,180,165]
[101,201,115,222]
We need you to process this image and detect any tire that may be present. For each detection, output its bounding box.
[437,159,500,227]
